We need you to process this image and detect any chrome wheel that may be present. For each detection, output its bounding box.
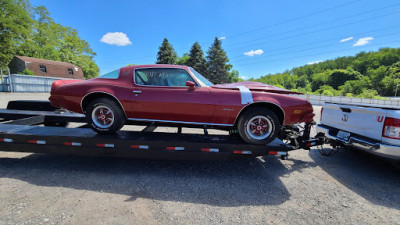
[91,105,114,129]
[246,115,273,140]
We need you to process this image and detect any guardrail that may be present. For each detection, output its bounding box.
[296,94,400,106]
[0,74,71,92]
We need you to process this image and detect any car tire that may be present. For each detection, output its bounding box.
[237,107,280,145]
[85,98,126,134]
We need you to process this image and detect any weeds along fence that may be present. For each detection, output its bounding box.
[295,94,400,106]
[0,74,71,92]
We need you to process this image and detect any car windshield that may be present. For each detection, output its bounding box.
[189,68,214,87]
[98,69,119,79]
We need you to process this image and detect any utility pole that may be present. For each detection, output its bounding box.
[8,68,13,92]
[0,69,4,92]
[396,73,400,97]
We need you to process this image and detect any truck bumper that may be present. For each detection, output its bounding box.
[317,124,400,161]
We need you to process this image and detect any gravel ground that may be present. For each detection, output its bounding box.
[0,93,399,225]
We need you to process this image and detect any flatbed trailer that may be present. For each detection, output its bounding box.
[0,101,319,160]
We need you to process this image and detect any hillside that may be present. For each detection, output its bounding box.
[250,48,400,98]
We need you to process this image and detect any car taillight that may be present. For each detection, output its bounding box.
[383,117,400,139]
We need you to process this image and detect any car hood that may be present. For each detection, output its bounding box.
[211,81,302,94]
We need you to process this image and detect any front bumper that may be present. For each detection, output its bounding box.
[49,95,62,108]
[317,124,400,160]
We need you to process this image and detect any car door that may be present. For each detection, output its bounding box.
[130,67,216,123]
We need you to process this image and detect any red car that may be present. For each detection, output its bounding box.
[50,64,314,144]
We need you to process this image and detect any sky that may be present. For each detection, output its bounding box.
[31,0,400,79]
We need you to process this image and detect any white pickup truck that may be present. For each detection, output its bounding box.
[316,102,400,160]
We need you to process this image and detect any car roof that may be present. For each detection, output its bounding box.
[122,64,190,70]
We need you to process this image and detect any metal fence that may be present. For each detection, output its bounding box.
[296,94,400,106]
[0,74,70,92]
[0,75,10,92]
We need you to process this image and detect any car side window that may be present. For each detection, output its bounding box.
[134,68,197,87]
[98,69,119,79]
[135,71,149,85]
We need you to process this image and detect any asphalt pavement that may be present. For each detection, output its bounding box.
[0,93,399,225]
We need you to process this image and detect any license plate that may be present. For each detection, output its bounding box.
[337,130,350,141]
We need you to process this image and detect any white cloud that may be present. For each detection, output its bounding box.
[240,76,248,79]
[100,32,132,46]
[244,49,264,56]
[340,36,353,43]
[219,36,226,40]
[353,37,373,46]
[307,60,322,65]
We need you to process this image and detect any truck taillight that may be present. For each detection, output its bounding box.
[383,117,400,139]
[320,107,323,121]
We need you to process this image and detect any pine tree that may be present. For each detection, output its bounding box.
[186,42,207,75]
[156,38,177,64]
[206,37,231,84]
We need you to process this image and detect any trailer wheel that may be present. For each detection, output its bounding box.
[85,98,126,134]
[237,107,280,145]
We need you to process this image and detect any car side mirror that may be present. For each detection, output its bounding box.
[186,81,195,89]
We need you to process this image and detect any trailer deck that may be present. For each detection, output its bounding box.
[0,101,293,160]
[0,123,292,160]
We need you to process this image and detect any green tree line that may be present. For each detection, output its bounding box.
[155,37,241,84]
[0,0,99,78]
[250,48,400,98]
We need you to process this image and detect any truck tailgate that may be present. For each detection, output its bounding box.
[321,103,386,141]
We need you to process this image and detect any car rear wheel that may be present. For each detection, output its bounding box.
[237,107,280,145]
[85,98,126,134]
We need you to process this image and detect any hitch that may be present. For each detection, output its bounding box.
[300,123,326,150]
[298,122,323,150]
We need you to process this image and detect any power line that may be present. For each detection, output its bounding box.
[225,10,400,53]
[224,0,362,39]
[235,41,400,67]
[231,32,400,63]
[105,6,400,64]
[229,25,400,60]
[224,3,400,49]
[101,0,363,63]
[112,9,399,65]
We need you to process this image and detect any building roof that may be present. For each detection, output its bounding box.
[15,56,79,68]
[14,56,85,80]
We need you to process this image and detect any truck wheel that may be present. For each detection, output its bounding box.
[237,107,280,145]
[85,98,126,134]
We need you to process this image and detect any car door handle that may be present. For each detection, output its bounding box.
[132,90,142,94]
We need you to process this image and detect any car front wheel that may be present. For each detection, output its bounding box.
[85,98,126,134]
[237,107,280,145]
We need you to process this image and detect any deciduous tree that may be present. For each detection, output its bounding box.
[0,0,33,68]
[0,0,99,78]
[176,53,190,66]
